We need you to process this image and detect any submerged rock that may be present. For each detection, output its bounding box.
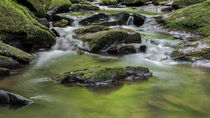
[52,66,152,86]
[0,90,32,106]
[74,26,141,53]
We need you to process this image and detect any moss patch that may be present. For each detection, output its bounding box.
[165,0,210,37]
[0,42,33,64]
[100,0,118,5]
[173,0,206,8]
[75,28,141,51]
[74,25,109,34]
[54,66,150,83]
[0,0,56,51]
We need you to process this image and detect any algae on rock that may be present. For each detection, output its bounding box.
[0,0,56,52]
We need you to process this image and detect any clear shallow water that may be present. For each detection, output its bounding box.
[0,53,210,118]
[1,6,210,118]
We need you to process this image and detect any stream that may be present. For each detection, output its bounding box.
[0,2,210,118]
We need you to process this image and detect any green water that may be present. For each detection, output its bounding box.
[0,53,210,118]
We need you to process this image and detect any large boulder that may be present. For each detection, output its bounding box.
[74,26,141,53]
[96,12,130,26]
[16,0,72,17]
[0,42,33,64]
[0,90,32,106]
[52,66,152,86]
[0,0,56,52]
[0,42,33,75]
[133,13,146,27]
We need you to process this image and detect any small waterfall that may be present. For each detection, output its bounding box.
[72,17,80,28]
[126,15,134,25]
[140,16,163,32]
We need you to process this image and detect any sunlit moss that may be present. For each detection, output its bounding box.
[165,0,210,37]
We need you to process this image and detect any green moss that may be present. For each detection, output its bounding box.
[54,66,150,83]
[76,28,141,51]
[165,0,210,37]
[53,19,69,27]
[0,42,33,63]
[100,0,118,5]
[98,9,158,16]
[82,66,126,80]
[74,25,109,34]
[23,0,51,17]
[0,0,56,50]
[50,0,72,8]
[173,0,206,7]
[68,11,95,17]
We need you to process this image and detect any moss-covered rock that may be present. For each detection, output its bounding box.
[50,0,72,13]
[0,55,21,69]
[170,37,210,62]
[107,44,138,55]
[70,3,99,11]
[53,19,69,27]
[164,0,210,37]
[52,66,152,86]
[79,12,130,26]
[152,0,169,5]
[100,0,118,5]
[0,67,10,76]
[74,25,110,34]
[0,42,33,64]
[74,27,141,52]
[172,0,206,8]
[15,0,72,17]
[0,0,56,52]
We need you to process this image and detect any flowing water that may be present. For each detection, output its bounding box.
[0,4,210,118]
